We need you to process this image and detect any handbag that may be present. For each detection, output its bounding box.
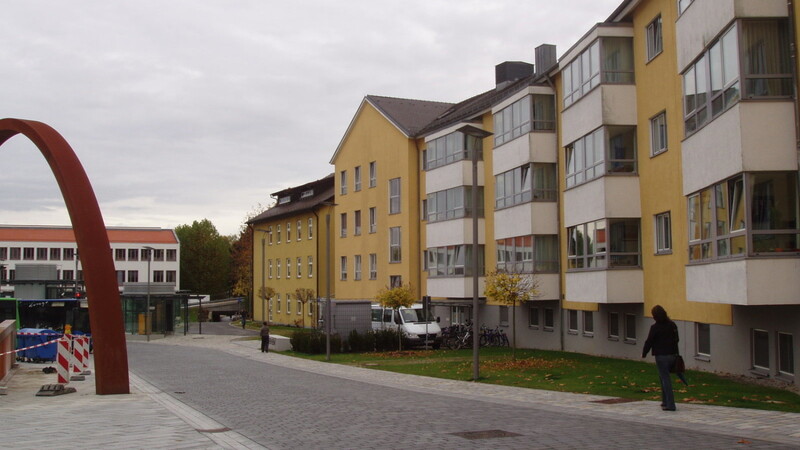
[670,355,685,374]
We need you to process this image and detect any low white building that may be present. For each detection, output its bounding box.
[0,225,180,297]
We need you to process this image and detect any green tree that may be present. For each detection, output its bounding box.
[484,271,539,360]
[175,219,232,300]
[230,204,267,316]
[375,284,415,350]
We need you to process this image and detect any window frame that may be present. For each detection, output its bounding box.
[369,253,377,280]
[608,311,620,339]
[354,165,362,192]
[529,305,540,328]
[646,15,663,62]
[340,256,347,281]
[389,178,401,214]
[650,111,668,156]
[354,254,362,281]
[567,309,579,334]
[567,219,641,270]
[752,328,770,371]
[340,170,347,195]
[655,211,672,255]
[583,311,594,336]
[778,332,794,376]
[369,161,377,188]
[389,227,401,263]
[696,322,711,357]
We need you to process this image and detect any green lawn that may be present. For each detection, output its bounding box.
[284,347,800,413]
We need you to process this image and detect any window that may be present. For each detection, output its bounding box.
[166,271,176,283]
[354,255,362,280]
[655,212,672,254]
[650,111,667,156]
[277,225,281,243]
[608,312,620,339]
[567,310,578,333]
[496,235,558,273]
[499,306,509,327]
[308,256,313,278]
[568,219,641,269]
[389,227,401,263]
[688,172,799,262]
[340,256,347,280]
[425,131,484,170]
[354,210,362,236]
[308,218,313,239]
[277,294,281,313]
[752,328,769,370]
[268,260,273,278]
[496,163,557,208]
[268,226,273,245]
[427,245,485,277]
[543,308,555,331]
[389,275,402,288]
[624,313,637,342]
[389,178,401,214]
[63,270,74,281]
[166,249,177,261]
[566,126,636,188]
[153,249,164,261]
[286,222,291,242]
[369,207,377,233]
[583,311,594,335]
[10,247,21,260]
[22,248,34,260]
[286,258,291,278]
[696,323,711,356]
[340,170,347,195]
[646,15,663,61]
[427,186,484,222]
[277,259,281,278]
[0,248,6,260]
[369,253,377,280]
[494,95,556,147]
[153,271,164,283]
[297,299,302,315]
[301,189,313,199]
[128,249,139,261]
[683,21,791,136]
[778,332,794,375]
[286,294,291,313]
[36,248,48,260]
[563,38,634,108]
[297,257,302,278]
[49,248,61,260]
[116,271,125,284]
[297,220,302,241]
[529,306,540,328]
[340,213,347,237]
[127,270,138,283]
[114,249,125,261]
[354,165,362,191]
[369,161,376,187]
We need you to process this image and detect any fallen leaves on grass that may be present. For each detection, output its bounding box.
[482,358,575,371]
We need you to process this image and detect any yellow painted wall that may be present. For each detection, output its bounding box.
[633,0,730,325]
[332,101,422,301]
[251,204,333,327]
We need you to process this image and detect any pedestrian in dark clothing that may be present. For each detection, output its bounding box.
[242,315,247,329]
[642,305,680,411]
[260,321,270,353]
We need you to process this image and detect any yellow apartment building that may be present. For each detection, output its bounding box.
[249,174,335,327]
[329,96,452,303]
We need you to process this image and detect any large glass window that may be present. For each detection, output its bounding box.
[389,227,401,263]
[369,253,377,280]
[565,126,636,188]
[684,21,791,136]
[655,212,672,254]
[563,37,634,108]
[427,186,484,223]
[354,165,362,192]
[369,161,377,188]
[427,245,485,277]
[340,170,347,195]
[650,111,667,156]
[696,323,711,356]
[494,95,555,146]
[688,172,799,262]
[752,328,769,370]
[646,15,663,61]
[778,332,794,375]
[369,207,377,233]
[496,235,558,273]
[425,131,483,170]
[568,219,640,269]
[495,163,556,208]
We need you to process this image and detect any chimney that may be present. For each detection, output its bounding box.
[495,61,534,90]
[534,44,557,76]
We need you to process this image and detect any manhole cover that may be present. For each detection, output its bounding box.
[197,427,231,433]
[450,430,522,440]
[591,397,640,404]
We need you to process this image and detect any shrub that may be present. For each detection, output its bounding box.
[291,329,343,354]
[347,329,376,353]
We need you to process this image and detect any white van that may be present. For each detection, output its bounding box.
[371,303,442,348]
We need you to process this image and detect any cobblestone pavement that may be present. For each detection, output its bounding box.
[126,335,800,449]
[3,333,799,449]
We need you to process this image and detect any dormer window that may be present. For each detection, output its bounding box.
[278,196,291,205]
[301,189,314,199]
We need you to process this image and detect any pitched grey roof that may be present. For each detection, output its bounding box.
[365,95,453,137]
[248,174,335,224]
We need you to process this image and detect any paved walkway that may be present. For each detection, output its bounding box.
[2,334,799,448]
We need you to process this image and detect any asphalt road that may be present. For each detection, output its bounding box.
[126,343,789,450]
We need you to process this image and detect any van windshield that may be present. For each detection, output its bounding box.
[400,308,431,323]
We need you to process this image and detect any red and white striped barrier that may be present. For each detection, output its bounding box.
[56,337,71,385]
[0,337,60,357]
[79,336,91,375]
[16,332,63,337]
[72,337,84,374]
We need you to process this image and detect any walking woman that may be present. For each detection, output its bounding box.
[642,305,679,411]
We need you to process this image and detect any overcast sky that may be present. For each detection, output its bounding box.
[0,0,621,236]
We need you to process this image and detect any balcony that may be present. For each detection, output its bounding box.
[686,258,800,305]
[565,269,643,304]
[563,176,640,228]
[426,218,485,248]
[428,276,485,299]
[495,202,558,238]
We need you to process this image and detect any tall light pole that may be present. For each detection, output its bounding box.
[325,212,332,361]
[143,246,154,342]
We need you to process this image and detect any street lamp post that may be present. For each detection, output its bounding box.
[325,213,331,361]
[143,246,154,342]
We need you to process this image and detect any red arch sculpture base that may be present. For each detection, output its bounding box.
[0,118,129,395]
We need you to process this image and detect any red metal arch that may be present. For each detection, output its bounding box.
[0,118,129,395]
